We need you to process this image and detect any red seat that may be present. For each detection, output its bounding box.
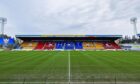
[111,42,121,49]
[104,42,121,49]
[44,42,55,50]
[35,42,45,50]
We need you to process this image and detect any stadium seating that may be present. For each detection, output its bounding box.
[75,42,83,49]
[94,42,104,50]
[44,42,55,50]
[64,42,75,50]
[111,42,121,49]
[83,42,95,50]
[8,38,15,45]
[21,42,29,49]
[103,42,114,49]
[55,42,64,49]
[0,38,4,45]
[21,42,37,50]
[15,35,122,51]
[19,41,121,50]
[35,42,45,50]
[103,42,121,49]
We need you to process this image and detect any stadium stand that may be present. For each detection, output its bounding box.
[94,42,104,50]
[7,38,15,45]
[55,41,64,49]
[75,42,83,49]
[44,42,55,50]
[16,35,122,50]
[21,42,37,50]
[103,42,121,49]
[0,38,4,49]
[83,42,95,50]
[111,42,121,49]
[64,42,75,50]
[35,42,45,50]
[0,38,4,45]
[104,42,115,49]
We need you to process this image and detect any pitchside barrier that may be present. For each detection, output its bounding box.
[121,44,140,51]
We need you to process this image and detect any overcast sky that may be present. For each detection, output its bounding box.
[0,0,140,37]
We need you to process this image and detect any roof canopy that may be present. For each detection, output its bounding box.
[16,35,122,41]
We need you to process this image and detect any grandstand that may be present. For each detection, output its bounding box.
[21,42,37,50]
[83,42,95,50]
[16,35,122,50]
[94,42,104,49]
[0,37,15,49]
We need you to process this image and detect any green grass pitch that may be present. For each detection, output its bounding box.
[0,51,140,83]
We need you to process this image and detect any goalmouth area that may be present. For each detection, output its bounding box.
[0,51,140,84]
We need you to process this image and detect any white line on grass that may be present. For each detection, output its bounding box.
[68,51,71,84]
[0,82,140,84]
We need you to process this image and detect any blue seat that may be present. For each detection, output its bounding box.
[55,42,64,49]
[0,38,4,45]
[8,38,15,45]
[75,42,83,49]
[64,42,74,50]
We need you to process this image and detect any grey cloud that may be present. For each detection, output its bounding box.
[0,0,140,37]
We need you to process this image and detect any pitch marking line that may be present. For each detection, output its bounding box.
[0,82,140,84]
[68,51,71,84]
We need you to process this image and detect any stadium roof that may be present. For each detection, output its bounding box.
[16,35,122,38]
[16,35,122,41]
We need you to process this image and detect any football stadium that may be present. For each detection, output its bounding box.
[0,34,140,84]
[0,0,140,84]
